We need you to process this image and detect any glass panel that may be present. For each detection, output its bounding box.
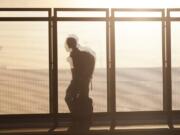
[0,11,48,17]
[115,21,163,111]
[58,21,107,113]
[0,22,49,114]
[57,11,106,17]
[170,11,180,17]
[171,22,180,110]
[115,11,161,17]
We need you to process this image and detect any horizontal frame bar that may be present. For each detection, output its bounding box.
[112,8,164,12]
[55,17,108,21]
[1,111,179,128]
[168,18,180,21]
[113,17,163,21]
[2,111,180,118]
[54,8,108,12]
[168,8,180,12]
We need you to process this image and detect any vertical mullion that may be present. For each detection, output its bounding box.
[49,9,58,131]
[166,9,173,128]
[106,9,110,113]
[162,10,167,111]
[109,8,116,130]
[48,9,53,113]
[51,9,58,114]
[110,9,116,113]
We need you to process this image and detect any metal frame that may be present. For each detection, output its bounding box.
[51,9,58,115]
[0,8,52,115]
[110,8,176,129]
[54,8,110,113]
[166,8,173,128]
[0,8,180,132]
[109,10,116,130]
[110,8,180,128]
[112,8,163,21]
[0,8,51,21]
[166,8,180,127]
[111,8,165,113]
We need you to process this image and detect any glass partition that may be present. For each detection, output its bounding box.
[171,22,180,110]
[58,22,107,113]
[170,11,180,17]
[0,22,49,114]
[115,21,163,111]
[0,11,48,17]
[114,11,161,17]
[57,11,106,17]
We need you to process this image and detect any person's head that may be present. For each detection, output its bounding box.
[66,37,77,48]
[65,35,79,52]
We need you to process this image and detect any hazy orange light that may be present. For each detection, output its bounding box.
[84,0,176,8]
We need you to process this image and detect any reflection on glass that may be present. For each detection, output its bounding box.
[171,22,180,110]
[58,22,107,113]
[115,21,163,111]
[0,22,49,114]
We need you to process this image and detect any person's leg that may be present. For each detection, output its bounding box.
[78,79,93,117]
[65,80,76,112]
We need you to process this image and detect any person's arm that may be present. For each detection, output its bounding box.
[71,52,81,80]
[70,52,81,97]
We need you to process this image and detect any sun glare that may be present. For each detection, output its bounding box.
[91,0,175,8]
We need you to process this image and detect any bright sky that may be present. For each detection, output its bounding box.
[0,0,180,8]
[0,0,180,69]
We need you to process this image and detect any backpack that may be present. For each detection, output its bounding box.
[79,51,95,79]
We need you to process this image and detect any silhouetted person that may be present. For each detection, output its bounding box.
[65,35,95,134]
